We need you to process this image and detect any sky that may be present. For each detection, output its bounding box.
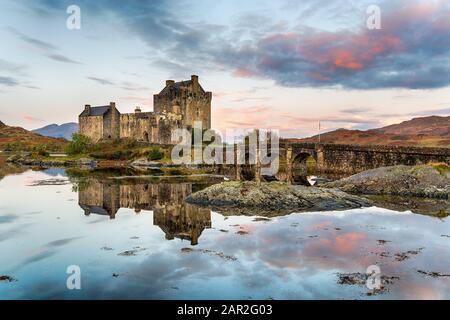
[0,0,450,138]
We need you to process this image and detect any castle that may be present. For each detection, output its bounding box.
[79,75,212,144]
[79,180,211,245]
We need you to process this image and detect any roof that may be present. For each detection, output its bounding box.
[158,80,205,95]
[79,105,110,117]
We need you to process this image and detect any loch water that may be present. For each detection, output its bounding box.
[0,167,449,299]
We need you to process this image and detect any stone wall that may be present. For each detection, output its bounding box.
[80,77,211,144]
[318,144,450,174]
[105,104,121,140]
[78,180,211,244]
[119,111,182,144]
[102,104,120,140]
[119,112,155,142]
[282,142,450,174]
[79,116,103,143]
[154,76,212,130]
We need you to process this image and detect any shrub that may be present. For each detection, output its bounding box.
[391,135,408,141]
[34,144,49,157]
[66,133,90,155]
[148,147,164,161]
[90,150,133,160]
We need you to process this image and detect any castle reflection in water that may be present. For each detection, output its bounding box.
[78,179,211,245]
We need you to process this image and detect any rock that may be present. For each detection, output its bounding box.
[0,275,17,282]
[337,272,399,296]
[367,195,449,217]
[185,181,371,215]
[77,158,96,167]
[6,154,20,163]
[324,165,449,199]
[417,270,450,278]
[131,158,162,168]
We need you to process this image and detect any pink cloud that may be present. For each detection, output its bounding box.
[233,68,258,78]
[23,115,44,123]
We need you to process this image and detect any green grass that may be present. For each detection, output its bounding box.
[31,139,173,163]
[431,163,450,176]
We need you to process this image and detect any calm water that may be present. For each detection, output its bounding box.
[0,168,449,299]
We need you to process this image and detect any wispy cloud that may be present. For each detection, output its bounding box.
[411,108,450,117]
[0,76,20,87]
[0,59,27,74]
[340,107,373,114]
[10,28,82,65]
[87,76,115,86]
[46,53,81,65]
[87,76,150,92]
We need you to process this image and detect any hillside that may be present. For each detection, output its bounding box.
[295,116,450,147]
[33,122,78,140]
[376,116,449,136]
[0,121,68,151]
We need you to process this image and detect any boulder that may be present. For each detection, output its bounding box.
[186,181,371,215]
[323,165,449,199]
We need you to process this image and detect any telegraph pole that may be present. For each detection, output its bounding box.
[318,121,321,144]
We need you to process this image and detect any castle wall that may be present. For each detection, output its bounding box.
[78,180,212,244]
[81,76,211,144]
[154,78,212,130]
[120,112,155,142]
[102,106,120,140]
[154,93,212,130]
[79,116,103,143]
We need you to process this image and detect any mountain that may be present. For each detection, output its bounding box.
[0,121,68,151]
[376,116,450,136]
[0,120,5,128]
[32,122,78,140]
[294,116,450,147]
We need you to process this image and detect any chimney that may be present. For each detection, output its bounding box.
[135,106,141,113]
[109,102,116,110]
[84,104,91,112]
[191,75,198,85]
[166,80,175,86]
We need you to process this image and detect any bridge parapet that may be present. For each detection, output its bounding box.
[280,141,449,175]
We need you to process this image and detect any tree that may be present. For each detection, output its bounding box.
[66,133,90,155]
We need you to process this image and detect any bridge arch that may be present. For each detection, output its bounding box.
[290,151,317,185]
[238,150,257,181]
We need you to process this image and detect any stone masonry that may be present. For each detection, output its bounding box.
[79,75,212,144]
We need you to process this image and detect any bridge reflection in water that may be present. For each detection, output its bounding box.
[78,179,211,245]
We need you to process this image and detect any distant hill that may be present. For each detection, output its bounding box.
[294,116,450,147]
[0,120,5,128]
[0,121,68,151]
[376,116,449,136]
[32,122,78,140]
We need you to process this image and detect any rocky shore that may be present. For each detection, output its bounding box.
[6,154,96,168]
[186,181,371,215]
[323,165,449,199]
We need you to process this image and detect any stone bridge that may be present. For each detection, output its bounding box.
[231,142,450,182]
[284,142,449,174]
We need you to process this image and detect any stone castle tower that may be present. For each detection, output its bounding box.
[154,75,212,130]
[79,75,212,143]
